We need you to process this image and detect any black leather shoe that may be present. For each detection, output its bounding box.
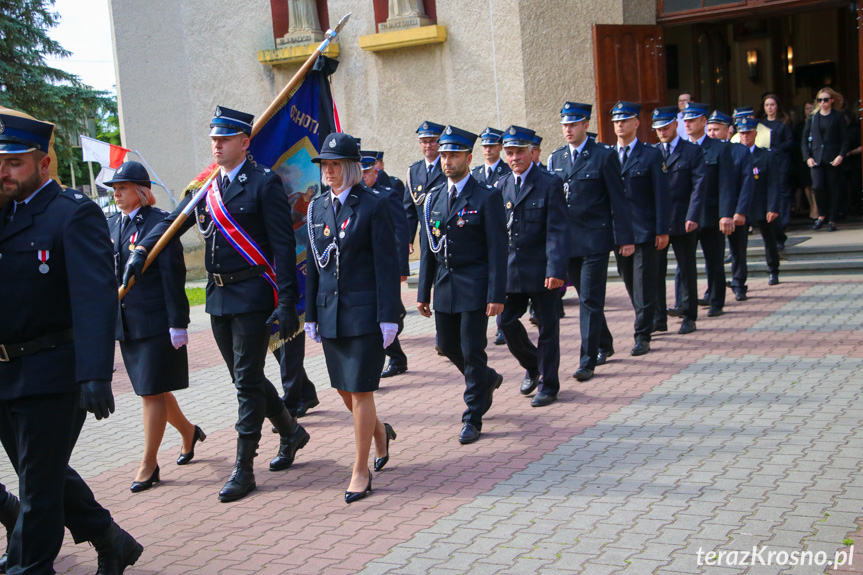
[374,423,397,472]
[595,349,614,366]
[345,470,373,504]
[768,273,779,286]
[130,466,160,493]
[529,311,539,326]
[219,439,257,502]
[270,424,310,471]
[652,322,667,333]
[667,307,683,318]
[776,241,785,252]
[520,372,540,395]
[813,218,824,230]
[697,298,710,307]
[493,329,506,345]
[381,362,407,378]
[630,341,650,356]
[828,222,837,232]
[435,345,445,356]
[573,367,594,381]
[295,397,320,418]
[678,319,696,334]
[177,425,206,465]
[458,422,481,444]
[707,307,724,317]
[531,391,557,407]
[486,372,504,411]
[92,522,143,575]
[735,291,748,301]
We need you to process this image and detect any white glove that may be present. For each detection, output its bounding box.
[380,322,398,349]
[169,327,188,349]
[304,322,321,343]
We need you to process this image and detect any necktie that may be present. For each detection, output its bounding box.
[515,175,522,194]
[120,215,131,236]
[427,163,434,177]
[447,185,457,213]
[221,174,230,191]
[571,149,577,167]
[620,146,629,167]
[333,196,342,219]
[663,143,670,160]
[487,166,493,180]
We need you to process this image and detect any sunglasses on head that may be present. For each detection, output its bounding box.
[816,97,832,102]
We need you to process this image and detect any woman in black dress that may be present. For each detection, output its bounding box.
[802,87,850,231]
[106,162,205,493]
[305,133,401,503]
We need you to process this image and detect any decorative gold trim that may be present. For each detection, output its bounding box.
[358,25,447,53]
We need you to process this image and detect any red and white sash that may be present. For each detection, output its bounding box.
[206,177,279,304]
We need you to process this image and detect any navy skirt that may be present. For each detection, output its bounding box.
[119,332,189,396]
[321,333,385,392]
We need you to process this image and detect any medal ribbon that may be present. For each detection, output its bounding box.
[206,178,278,305]
[129,232,138,245]
[37,250,49,264]
[341,217,350,231]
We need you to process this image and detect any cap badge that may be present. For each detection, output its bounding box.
[75,193,83,199]
[0,118,4,134]
[685,102,692,109]
[509,127,516,135]
[422,122,429,130]
[564,103,571,109]
[445,127,452,135]
[329,138,337,148]
[215,108,222,117]
[116,166,123,174]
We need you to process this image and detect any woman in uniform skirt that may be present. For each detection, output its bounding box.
[305,133,402,503]
[106,161,205,493]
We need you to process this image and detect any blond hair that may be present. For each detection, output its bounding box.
[815,87,844,111]
[134,184,156,207]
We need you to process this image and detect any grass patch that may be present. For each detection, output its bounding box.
[185,287,206,307]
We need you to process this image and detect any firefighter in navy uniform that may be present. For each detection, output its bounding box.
[531,134,548,171]
[548,102,635,381]
[497,126,568,407]
[360,150,412,378]
[417,126,507,445]
[0,113,142,574]
[405,121,447,251]
[471,127,511,186]
[375,151,406,205]
[123,106,309,503]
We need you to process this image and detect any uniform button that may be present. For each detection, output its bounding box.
[30,242,35,246]
[334,291,338,295]
[215,245,220,250]
[216,264,221,270]
[0,253,3,260]
[121,303,126,309]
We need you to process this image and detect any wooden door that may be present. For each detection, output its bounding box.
[593,25,667,145]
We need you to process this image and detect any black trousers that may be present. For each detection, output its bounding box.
[659,231,698,323]
[435,309,498,430]
[0,392,113,574]
[500,290,560,395]
[272,333,317,415]
[211,311,284,444]
[615,243,657,343]
[730,220,779,292]
[698,226,727,310]
[812,164,844,223]
[384,301,408,366]
[567,254,614,369]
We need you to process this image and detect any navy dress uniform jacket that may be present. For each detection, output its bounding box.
[696,137,737,228]
[417,177,507,314]
[109,206,189,341]
[138,160,299,317]
[729,142,755,218]
[661,139,706,235]
[497,167,569,292]
[404,159,446,243]
[373,182,411,277]
[0,181,117,399]
[471,160,511,188]
[747,147,781,221]
[619,141,671,243]
[547,139,634,257]
[305,185,401,339]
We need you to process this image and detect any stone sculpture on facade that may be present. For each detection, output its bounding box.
[278,0,324,47]
[381,0,431,32]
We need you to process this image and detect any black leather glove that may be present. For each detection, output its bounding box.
[266,301,300,341]
[80,380,115,420]
[122,248,148,288]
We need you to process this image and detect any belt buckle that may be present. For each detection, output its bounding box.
[213,274,224,287]
[0,345,8,362]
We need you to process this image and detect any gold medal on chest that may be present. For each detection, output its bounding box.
[323,226,331,237]
[432,227,441,237]
[457,218,465,227]
[506,201,513,210]
[417,185,423,192]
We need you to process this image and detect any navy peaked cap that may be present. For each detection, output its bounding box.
[502,125,535,148]
[560,102,591,123]
[438,125,478,152]
[416,121,445,138]
[0,113,54,154]
[209,106,254,137]
[313,132,362,162]
[651,106,679,129]
[681,102,709,120]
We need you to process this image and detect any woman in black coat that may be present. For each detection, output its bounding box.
[304,133,401,503]
[802,87,850,231]
[106,162,205,493]
[756,93,793,238]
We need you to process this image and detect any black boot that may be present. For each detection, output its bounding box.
[91,522,143,575]
[269,408,310,471]
[0,491,19,574]
[218,438,258,502]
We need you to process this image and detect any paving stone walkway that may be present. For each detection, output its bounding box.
[2,278,862,574]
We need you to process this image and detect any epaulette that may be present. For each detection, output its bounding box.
[390,176,402,183]
[552,144,568,154]
[409,159,424,168]
[251,163,272,174]
[602,144,613,150]
[59,189,91,203]
[152,207,169,216]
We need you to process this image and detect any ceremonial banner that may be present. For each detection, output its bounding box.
[184,56,340,348]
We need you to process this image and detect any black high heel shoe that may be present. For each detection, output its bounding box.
[130,465,160,493]
[345,470,373,504]
[177,425,206,466]
[374,423,397,472]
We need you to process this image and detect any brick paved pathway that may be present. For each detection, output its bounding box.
[2,279,862,574]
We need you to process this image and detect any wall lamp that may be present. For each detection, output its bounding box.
[746,49,759,81]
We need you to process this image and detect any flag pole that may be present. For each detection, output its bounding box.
[119,13,351,300]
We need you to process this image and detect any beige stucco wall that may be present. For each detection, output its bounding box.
[110,0,652,221]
